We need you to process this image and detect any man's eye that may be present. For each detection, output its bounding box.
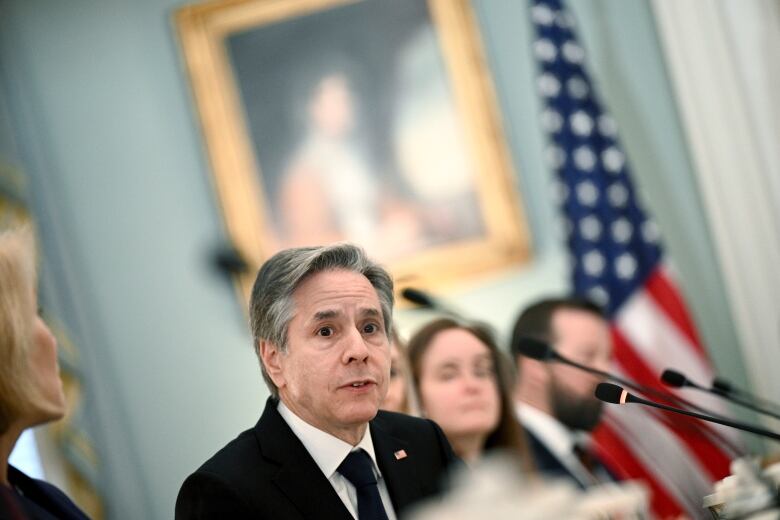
[362,323,378,334]
[318,327,334,337]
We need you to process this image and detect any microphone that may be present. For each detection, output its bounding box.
[596,383,780,442]
[661,369,780,421]
[400,288,437,309]
[712,377,733,395]
[212,244,249,276]
[400,287,465,320]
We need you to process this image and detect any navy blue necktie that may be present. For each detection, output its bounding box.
[337,449,390,520]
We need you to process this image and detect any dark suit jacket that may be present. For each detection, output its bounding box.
[525,429,585,488]
[176,398,456,519]
[0,465,89,520]
[526,429,619,489]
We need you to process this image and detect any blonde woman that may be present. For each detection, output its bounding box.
[0,227,88,519]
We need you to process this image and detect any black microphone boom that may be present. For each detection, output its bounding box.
[596,383,780,442]
[513,337,557,361]
[711,377,733,395]
[661,368,780,421]
[400,287,437,309]
[400,287,466,320]
[660,369,687,389]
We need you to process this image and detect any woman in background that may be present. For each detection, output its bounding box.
[0,227,88,519]
[380,329,417,415]
[407,318,531,469]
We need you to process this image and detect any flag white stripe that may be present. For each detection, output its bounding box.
[604,403,715,515]
[616,291,713,394]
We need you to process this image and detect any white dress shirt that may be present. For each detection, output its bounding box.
[516,403,598,487]
[278,401,397,520]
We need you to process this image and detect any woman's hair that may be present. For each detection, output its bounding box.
[407,318,532,468]
[0,226,37,434]
[387,327,419,416]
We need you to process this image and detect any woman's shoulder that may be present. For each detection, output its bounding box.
[7,465,90,519]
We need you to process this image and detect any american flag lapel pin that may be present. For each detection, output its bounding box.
[394,449,407,460]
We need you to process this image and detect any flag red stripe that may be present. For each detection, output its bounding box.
[644,269,707,358]
[611,328,732,481]
[593,422,685,519]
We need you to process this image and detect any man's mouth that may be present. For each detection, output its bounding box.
[342,379,376,389]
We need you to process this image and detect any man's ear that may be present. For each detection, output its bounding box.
[260,340,286,389]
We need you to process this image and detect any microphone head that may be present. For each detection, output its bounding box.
[212,245,249,275]
[514,337,555,361]
[712,377,732,394]
[661,369,688,388]
[401,287,435,308]
[595,382,627,404]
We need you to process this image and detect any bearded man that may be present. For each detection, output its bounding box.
[511,297,618,488]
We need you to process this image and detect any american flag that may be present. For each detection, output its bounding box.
[529,0,740,517]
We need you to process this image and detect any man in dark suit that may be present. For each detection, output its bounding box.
[510,297,618,488]
[176,244,456,519]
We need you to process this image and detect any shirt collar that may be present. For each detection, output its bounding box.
[278,400,380,479]
[515,402,583,459]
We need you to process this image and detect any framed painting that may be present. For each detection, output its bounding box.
[176,0,529,300]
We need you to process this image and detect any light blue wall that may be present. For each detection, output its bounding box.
[0,0,746,518]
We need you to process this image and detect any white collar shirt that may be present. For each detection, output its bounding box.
[278,401,398,520]
[516,402,598,487]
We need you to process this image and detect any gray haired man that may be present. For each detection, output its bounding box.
[176,244,456,520]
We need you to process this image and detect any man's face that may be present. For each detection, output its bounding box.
[269,269,390,441]
[547,308,612,431]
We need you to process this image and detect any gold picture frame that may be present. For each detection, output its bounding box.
[176,0,529,301]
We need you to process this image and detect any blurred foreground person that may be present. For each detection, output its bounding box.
[407,319,530,469]
[511,297,617,488]
[177,244,456,519]
[0,227,89,519]
[379,330,416,415]
[408,455,648,520]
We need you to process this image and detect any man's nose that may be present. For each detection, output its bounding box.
[342,327,370,363]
